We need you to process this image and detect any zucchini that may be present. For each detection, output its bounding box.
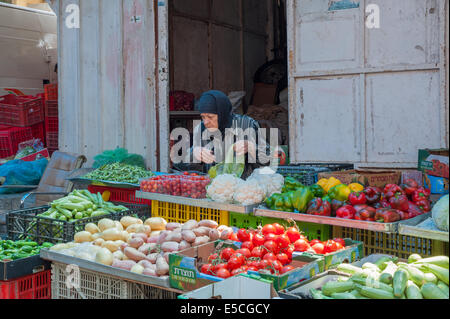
[423,272,438,285]
[393,269,409,298]
[380,261,398,283]
[356,285,395,299]
[310,288,333,300]
[350,290,369,299]
[374,256,397,270]
[421,283,448,299]
[362,262,380,272]
[401,264,426,287]
[408,254,422,264]
[379,273,393,285]
[436,281,449,298]
[413,256,449,269]
[322,281,355,296]
[336,264,363,276]
[406,281,423,299]
[350,276,394,293]
[331,292,357,299]
[420,264,449,285]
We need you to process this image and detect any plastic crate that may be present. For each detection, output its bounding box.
[151,200,229,226]
[46,131,58,149]
[0,270,51,299]
[45,100,58,117]
[29,122,45,142]
[0,126,33,158]
[332,226,449,259]
[44,84,58,101]
[7,202,151,244]
[229,212,331,241]
[45,116,58,133]
[276,164,354,186]
[88,185,151,205]
[0,94,44,127]
[127,281,180,299]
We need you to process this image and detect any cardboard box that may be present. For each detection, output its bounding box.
[169,240,324,292]
[418,149,449,179]
[424,173,449,195]
[318,169,401,188]
[400,170,423,187]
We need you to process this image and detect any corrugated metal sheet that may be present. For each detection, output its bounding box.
[54,0,168,170]
[287,0,448,167]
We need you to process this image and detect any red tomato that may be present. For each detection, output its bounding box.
[200,264,213,275]
[236,248,251,259]
[333,238,346,247]
[229,233,239,242]
[241,265,249,272]
[262,224,276,236]
[241,241,254,251]
[208,253,219,263]
[264,233,277,242]
[263,252,277,263]
[312,243,325,254]
[335,242,344,251]
[276,234,291,249]
[293,239,310,252]
[231,253,246,264]
[183,171,189,175]
[247,266,258,272]
[271,260,283,272]
[258,259,270,270]
[286,227,301,243]
[252,234,265,247]
[212,263,228,272]
[280,265,295,274]
[220,248,235,261]
[272,223,285,235]
[216,268,231,279]
[284,246,295,259]
[263,240,279,254]
[247,260,260,269]
[276,253,290,266]
[237,229,251,242]
[231,268,246,276]
[251,247,266,259]
[227,257,243,270]
[309,239,322,247]
[324,240,338,254]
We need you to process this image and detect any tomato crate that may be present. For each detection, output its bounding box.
[45,100,58,117]
[88,185,152,206]
[0,94,44,127]
[45,116,58,133]
[0,126,33,158]
[46,131,58,149]
[0,270,51,299]
[151,200,229,226]
[229,212,331,241]
[44,84,58,101]
[29,122,45,141]
[332,226,449,259]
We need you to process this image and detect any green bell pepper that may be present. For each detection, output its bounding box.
[292,187,315,213]
[309,184,325,198]
[281,191,296,212]
[283,177,305,192]
[265,193,281,210]
[328,184,352,202]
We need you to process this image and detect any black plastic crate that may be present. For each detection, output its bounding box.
[6,202,151,244]
[276,163,354,186]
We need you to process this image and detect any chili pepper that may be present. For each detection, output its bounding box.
[348,192,367,206]
[328,184,352,202]
[412,187,431,203]
[364,187,383,204]
[336,205,356,219]
[309,184,325,198]
[292,187,315,213]
[388,194,410,212]
[383,184,405,200]
[400,179,419,196]
[375,208,401,223]
[306,198,332,216]
[407,201,424,218]
[348,183,364,193]
[415,198,431,212]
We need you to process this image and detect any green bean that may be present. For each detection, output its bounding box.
[83,163,153,184]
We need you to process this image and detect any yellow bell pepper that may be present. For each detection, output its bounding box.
[348,183,364,193]
[319,177,342,193]
[317,178,329,190]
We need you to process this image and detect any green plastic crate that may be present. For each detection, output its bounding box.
[229,212,331,241]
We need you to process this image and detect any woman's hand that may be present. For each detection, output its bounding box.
[193,147,216,164]
[234,140,256,156]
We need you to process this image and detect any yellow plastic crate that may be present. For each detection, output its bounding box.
[151,200,229,226]
[333,226,449,260]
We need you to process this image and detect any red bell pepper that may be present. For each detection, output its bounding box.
[348,192,367,206]
[355,207,377,221]
[407,201,424,218]
[373,199,391,209]
[397,210,411,220]
[375,208,401,223]
[389,194,409,212]
[401,179,419,196]
[336,205,356,219]
[412,187,431,203]
[330,199,345,215]
[353,204,370,213]
[364,187,383,204]
[383,184,405,200]
[415,199,431,212]
[306,198,332,216]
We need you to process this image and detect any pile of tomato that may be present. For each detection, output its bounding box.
[140,172,210,198]
[200,223,346,279]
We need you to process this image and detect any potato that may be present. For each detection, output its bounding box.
[147,236,159,244]
[166,223,181,231]
[124,247,147,262]
[179,240,191,251]
[220,229,232,240]
[150,231,162,238]
[112,250,125,260]
[137,260,154,269]
[144,217,167,231]
[132,233,148,242]
[156,256,169,276]
[181,220,198,231]
[192,236,209,247]
[85,223,100,234]
[91,233,102,241]
[126,224,151,236]
[93,238,105,246]
[114,240,125,246]
[181,230,196,243]
[120,216,143,229]
[208,229,220,241]
[198,220,218,229]
[193,227,210,237]
[145,253,159,263]
[128,237,145,249]
[114,221,124,231]
[143,268,157,277]
[120,231,131,242]
[95,248,113,266]
[130,264,145,275]
[74,231,93,243]
[138,243,157,255]
[112,259,136,271]
[165,232,182,243]
[161,241,179,253]
[100,228,123,241]
[98,219,116,232]
[102,240,120,253]
[157,231,169,245]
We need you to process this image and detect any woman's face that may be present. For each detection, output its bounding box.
[201,113,219,131]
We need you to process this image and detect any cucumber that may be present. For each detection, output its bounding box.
[336,264,363,276]
[322,281,355,296]
[436,281,449,298]
[351,276,394,293]
[357,285,395,299]
[406,280,423,299]
[421,283,448,299]
[331,292,357,299]
[393,269,409,298]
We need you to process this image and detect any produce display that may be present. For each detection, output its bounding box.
[140,172,211,198]
[1,239,53,261]
[432,195,449,232]
[264,177,431,223]
[309,254,449,299]
[37,190,128,222]
[199,222,347,279]
[51,217,232,278]
[83,162,154,184]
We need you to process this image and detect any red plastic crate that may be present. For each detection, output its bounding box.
[30,122,45,142]
[0,94,44,127]
[44,83,58,101]
[45,116,58,133]
[0,270,51,299]
[0,126,33,158]
[46,131,58,149]
[88,184,152,206]
[45,100,58,117]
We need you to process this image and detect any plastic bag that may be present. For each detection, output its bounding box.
[92,148,146,169]
[15,139,45,159]
[0,158,48,194]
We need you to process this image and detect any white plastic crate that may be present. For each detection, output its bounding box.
[126,282,179,299]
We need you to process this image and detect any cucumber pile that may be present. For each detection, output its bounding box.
[311,254,449,299]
